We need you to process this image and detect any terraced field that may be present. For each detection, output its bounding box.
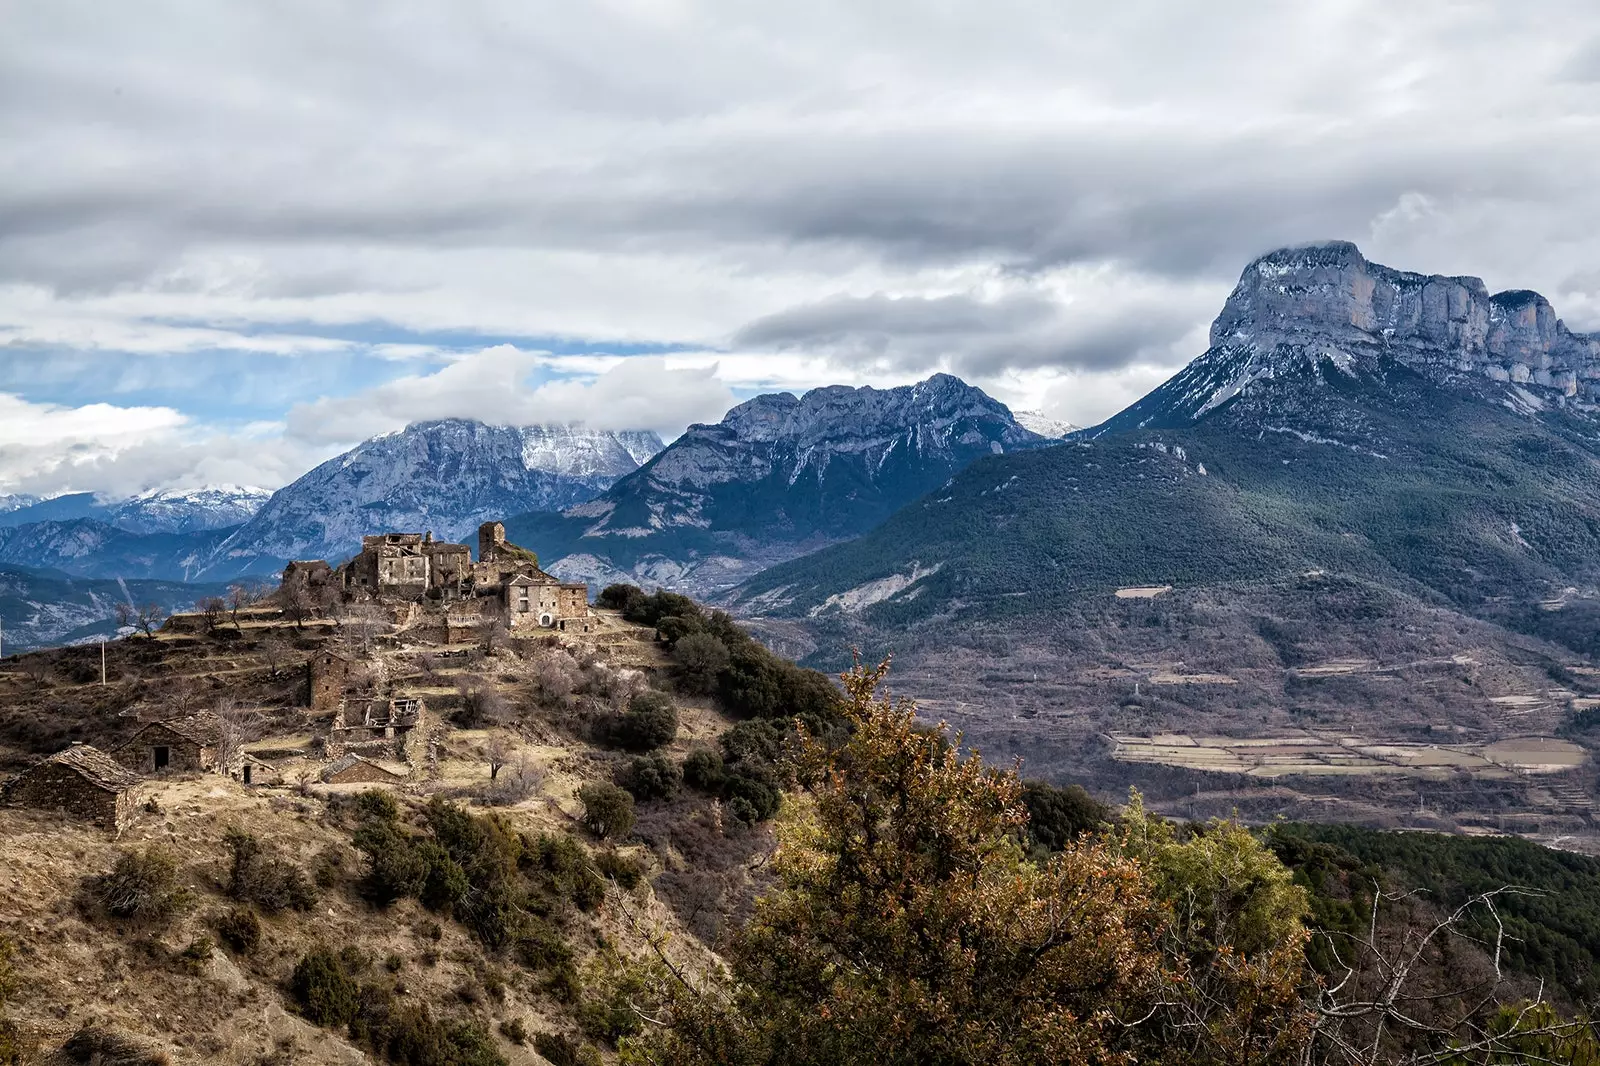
[1108,732,1587,779]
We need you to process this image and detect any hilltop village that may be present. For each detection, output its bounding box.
[0,518,801,1062]
[2,522,614,822]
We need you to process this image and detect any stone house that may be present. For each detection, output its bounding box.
[281,559,335,592]
[2,744,141,830]
[115,712,221,774]
[320,753,408,786]
[280,519,591,632]
[307,650,353,713]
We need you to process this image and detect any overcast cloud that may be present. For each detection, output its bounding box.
[4,1,1600,495]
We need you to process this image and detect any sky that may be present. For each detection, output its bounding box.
[5,1,1600,497]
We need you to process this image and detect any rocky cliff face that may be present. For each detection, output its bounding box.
[1095,241,1600,435]
[507,374,1043,594]
[203,420,664,576]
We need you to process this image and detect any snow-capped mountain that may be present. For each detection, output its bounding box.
[108,486,272,534]
[0,486,269,534]
[505,374,1043,593]
[1012,410,1079,439]
[202,420,664,575]
[0,494,40,515]
[1090,240,1600,438]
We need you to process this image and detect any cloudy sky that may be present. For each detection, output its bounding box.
[5,1,1600,497]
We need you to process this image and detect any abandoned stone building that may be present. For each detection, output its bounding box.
[115,712,222,774]
[326,695,427,762]
[2,744,141,830]
[307,650,354,713]
[280,520,590,632]
[320,753,409,786]
[281,558,335,592]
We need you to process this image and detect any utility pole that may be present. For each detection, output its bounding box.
[101,637,107,686]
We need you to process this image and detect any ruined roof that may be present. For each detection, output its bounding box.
[35,745,141,792]
[135,711,222,746]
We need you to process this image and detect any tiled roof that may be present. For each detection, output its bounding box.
[139,711,222,746]
[40,745,141,791]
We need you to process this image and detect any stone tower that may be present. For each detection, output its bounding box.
[478,521,507,563]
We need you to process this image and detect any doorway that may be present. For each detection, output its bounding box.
[153,746,170,770]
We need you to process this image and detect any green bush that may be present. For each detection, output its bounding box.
[355,789,400,823]
[415,841,469,916]
[291,947,360,1028]
[621,751,680,801]
[681,747,725,791]
[533,1032,603,1066]
[215,906,261,953]
[352,819,429,905]
[614,690,678,751]
[87,847,193,925]
[500,1018,528,1045]
[672,631,729,693]
[594,849,645,890]
[578,782,636,841]
[223,827,316,912]
[1020,781,1112,853]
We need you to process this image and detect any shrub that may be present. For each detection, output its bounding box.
[621,751,680,801]
[415,841,469,915]
[178,934,214,972]
[215,906,262,954]
[223,828,316,912]
[291,947,360,1028]
[524,834,607,913]
[672,631,730,693]
[594,849,645,890]
[579,783,635,841]
[61,1024,170,1066]
[1021,780,1112,853]
[88,847,192,925]
[355,788,400,823]
[533,1032,603,1066]
[352,818,428,905]
[614,690,678,751]
[501,1018,528,1046]
[681,747,725,792]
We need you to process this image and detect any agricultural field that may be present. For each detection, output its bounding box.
[1107,731,1588,780]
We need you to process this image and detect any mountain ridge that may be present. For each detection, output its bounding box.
[505,373,1044,594]
[200,419,664,577]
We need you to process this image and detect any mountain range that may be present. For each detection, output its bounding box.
[504,374,1045,593]
[0,486,271,533]
[199,420,664,578]
[724,242,1600,816]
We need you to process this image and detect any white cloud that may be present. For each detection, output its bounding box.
[284,348,735,443]
[5,1,1600,493]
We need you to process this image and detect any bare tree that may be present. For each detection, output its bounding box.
[213,700,264,776]
[485,732,511,781]
[1308,884,1587,1065]
[226,584,254,630]
[485,748,541,806]
[455,676,509,728]
[280,583,315,632]
[480,603,512,655]
[115,601,166,639]
[258,634,286,676]
[197,596,227,633]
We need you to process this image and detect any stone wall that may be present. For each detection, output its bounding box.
[4,766,130,829]
[115,726,210,774]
